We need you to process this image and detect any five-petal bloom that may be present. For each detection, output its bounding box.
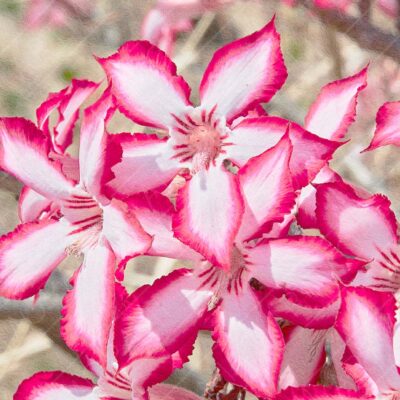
[112,134,363,398]
[1,11,395,400]
[99,17,341,271]
[0,91,152,366]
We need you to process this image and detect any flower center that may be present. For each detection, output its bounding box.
[61,192,103,256]
[370,247,400,292]
[171,107,230,173]
[197,247,247,311]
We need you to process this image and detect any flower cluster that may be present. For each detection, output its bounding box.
[2,14,400,400]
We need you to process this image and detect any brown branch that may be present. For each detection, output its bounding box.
[358,0,372,21]
[397,0,400,32]
[298,0,400,63]
[204,370,246,400]
[0,271,71,352]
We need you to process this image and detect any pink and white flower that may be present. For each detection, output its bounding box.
[24,0,93,29]
[296,67,368,229]
[14,285,199,400]
[336,286,400,399]
[364,100,400,151]
[0,91,152,366]
[112,135,363,398]
[99,18,341,270]
[19,79,99,224]
[142,0,235,55]
[316,180,400,367]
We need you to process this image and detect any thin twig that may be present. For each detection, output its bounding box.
[298,0,400,63]
[358,0,372,22]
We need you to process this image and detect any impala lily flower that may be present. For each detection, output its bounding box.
[142,0,234,55]
[279,324,357,391]
[24,0,93,29]
[378,0,398,17]
[335,286,400,399]
[364,101,400,151]
[0,91,152,366]
[316,181,400,367]
[295,67,368,229]
[113,135,363,398]
[99,18,341,270]
[14,286,199,400]
[19,79,99,224]
[282,0,352,12]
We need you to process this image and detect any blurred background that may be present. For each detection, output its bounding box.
[1,0,400,397]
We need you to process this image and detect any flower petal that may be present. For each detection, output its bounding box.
[114,268,212,369]
[316,181,398,260]
[18,186,52,223]
[200,17,287,122]
[98,41,191,129]
[328,329,357,390]
[296,166,343,229]
[79,90,118,201]
[237,132,296,242]
[268,294,340,329]
[54,79,100,152]
[276,386,367,400]
[37,79,100,152]
[247,236,363,307]
[336,286,400,391]
[0,219,70,299]
[212,284,284,398]
[126,192,201,261]
[149,384,202,400]
[61,240,115,367]
[364,101,400,151]
[14,371,97,400]
[102,198,152,263]
[106,133,180,198]
[173,165,244,270]
[226,117,340,189]
[279,326,326,389]
[0,118,73,200]
[304,67,367,141]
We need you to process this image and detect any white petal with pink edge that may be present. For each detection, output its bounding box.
[304,67,367,141]
[316,181,398,260]
[279,326,326,389]
[107,133,180,198]
[296,166,342,229]
[237,133,295,242]
[247,236,363,307]
[14,371,98,400]
[212,284,284,398]
[61,240,115,367]
[200,17,287,122]
[79,91,116,201]
[37,79,100,152]
[0,118,73,200]
[54,79,100,152]
[0,218,71,299]
[126,192,201,261]
[226,117,340,189]
[276,386,368,400]
[336,286,400,391]
[173,165,244,270]
[114,268,213,368]
[364,101,400,151]
[102,198,152,263]
[18,186,52,223]
[267,294,340,329]
[98,41,191,129]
